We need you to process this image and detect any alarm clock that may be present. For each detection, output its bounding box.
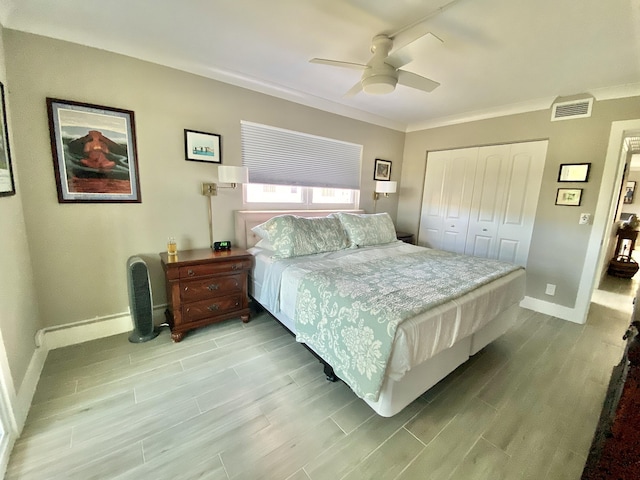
[213,240,231,251]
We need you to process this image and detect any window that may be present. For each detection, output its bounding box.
[244,183,359,209]
[241,121,361,209]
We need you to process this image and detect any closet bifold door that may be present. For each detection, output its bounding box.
[419,140,547,267]
[418,147,478,253]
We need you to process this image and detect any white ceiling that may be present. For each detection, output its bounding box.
[1,0,639,132]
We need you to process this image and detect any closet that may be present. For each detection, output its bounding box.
[418,140,548,266]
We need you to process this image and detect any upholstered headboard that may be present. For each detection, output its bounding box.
[234,210,365,249]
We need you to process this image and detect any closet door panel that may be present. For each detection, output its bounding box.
[419,148,477,253]
[496,141,548,266]
[464,145,510,258]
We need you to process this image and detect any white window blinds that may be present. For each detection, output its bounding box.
[241,121,362,189]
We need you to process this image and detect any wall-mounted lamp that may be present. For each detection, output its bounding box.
[202,166,249,248]
[373,180,397,200]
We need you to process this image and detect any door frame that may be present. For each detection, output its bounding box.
[577,119,640,323]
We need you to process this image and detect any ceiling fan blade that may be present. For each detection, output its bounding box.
[385,53,411,70]
[388,0,459,53]
[309,58,368,70]
[397,70,440,93]
[344,81,363,98]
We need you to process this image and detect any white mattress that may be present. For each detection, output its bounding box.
[249,243,525,381]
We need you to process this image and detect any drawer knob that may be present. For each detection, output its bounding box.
[208,283,220,291]
[208,304,219,311]
[187,269,195,277]
[231,264,239,270]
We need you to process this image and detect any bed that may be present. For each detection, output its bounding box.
[235,210,526,417]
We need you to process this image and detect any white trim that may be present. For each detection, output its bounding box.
[406,84,640,132]
[13,345,47,433]
[36,304,168,351]
[0,328,18,479]
[520,297,582,324]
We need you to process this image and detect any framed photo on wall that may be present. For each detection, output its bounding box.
[558,163,591,182]
[555,188,583,206]
[374,158,392,181]
[0,82,15,197]
[184,129,222,164]
[624,181,636,204]
[46,98,141,203]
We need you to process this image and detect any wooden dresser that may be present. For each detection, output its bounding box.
[160,248,253,342]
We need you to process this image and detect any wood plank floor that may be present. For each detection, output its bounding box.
[7,277,635,480]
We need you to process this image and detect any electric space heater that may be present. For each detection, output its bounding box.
[126,256,159,343]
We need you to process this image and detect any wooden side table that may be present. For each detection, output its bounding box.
[160,248,253,342]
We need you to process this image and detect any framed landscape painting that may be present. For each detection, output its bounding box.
[0,82,15,197]
[46,98,141,203]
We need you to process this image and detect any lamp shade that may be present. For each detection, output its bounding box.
[375,180,397,194]
[218,166,249,184]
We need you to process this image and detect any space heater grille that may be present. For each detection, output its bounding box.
[127,256,158,343]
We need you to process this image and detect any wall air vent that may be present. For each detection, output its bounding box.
[551,98,594,121]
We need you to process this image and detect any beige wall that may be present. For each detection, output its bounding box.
[398,98,640,308]
[4,30,405,330]
[0,26,42,392]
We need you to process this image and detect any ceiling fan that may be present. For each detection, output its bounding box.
[310,1,460,97]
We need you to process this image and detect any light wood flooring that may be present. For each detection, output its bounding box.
[7,278,636,480]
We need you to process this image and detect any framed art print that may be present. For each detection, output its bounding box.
[374,158,392,181]
[46,98,141,203]
[185,129,222,164]
[558,163,590,182]
[555,188,583,206]
[624,181,636,204]
[0,82,15,197]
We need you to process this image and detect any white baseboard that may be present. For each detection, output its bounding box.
[520,296,584,324]
[14,344,47,433]
[35,305,168,351]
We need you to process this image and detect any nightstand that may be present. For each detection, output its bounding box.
[160,248,253,342]
[396,231,415,244]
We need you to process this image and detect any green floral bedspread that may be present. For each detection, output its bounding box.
[294,248,520,401]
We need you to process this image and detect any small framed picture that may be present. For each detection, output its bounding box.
[0,82,15,197]
[374,158,392,181]
[185,129,222,164]
[624,181,636,204]
[47,98,141,203]
[556,188,583,206]
[558,163,591,182]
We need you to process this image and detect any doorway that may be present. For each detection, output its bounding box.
[584,122,640,323]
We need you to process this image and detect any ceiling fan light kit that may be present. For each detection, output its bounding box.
[362,75,397,95]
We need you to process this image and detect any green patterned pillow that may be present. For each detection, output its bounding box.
[252,215,348,258]
[334,212,397,248]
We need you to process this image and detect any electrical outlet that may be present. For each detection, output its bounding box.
[579,213,591,225]
[545,283,556,296]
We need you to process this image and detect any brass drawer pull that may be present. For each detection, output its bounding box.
[207,283,220,291]
[187,269,195,277]
[208,304,219,311]
[231,264,239,270]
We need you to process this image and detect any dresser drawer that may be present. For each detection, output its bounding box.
[180,274,244,302]
[182,293,243,324]
[179,259,251,279]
